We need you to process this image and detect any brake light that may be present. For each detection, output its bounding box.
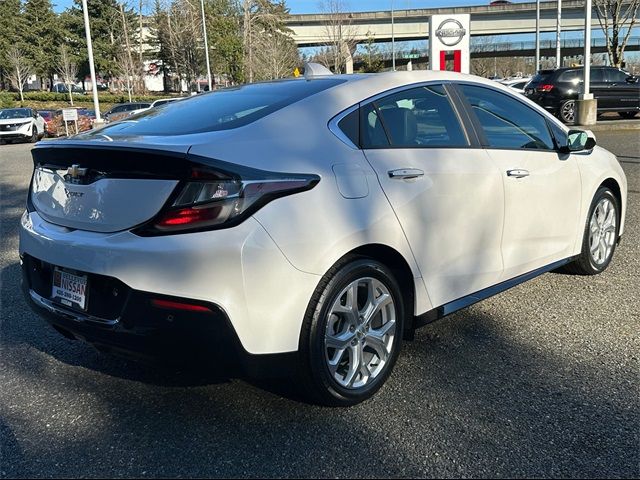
[135,165,320,235]
[537,84,554,92]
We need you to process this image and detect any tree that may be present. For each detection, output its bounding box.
[23,0,61,90]
[595,0,640,68]
[56,45,79,105]
[7,48,33,103]
[205,0,244,85]
[317,0,356,73]
[0,0,25,90]
[358,32,383,73]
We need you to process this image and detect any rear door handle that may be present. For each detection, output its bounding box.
[388,168,424,180]
[506,169,530,178]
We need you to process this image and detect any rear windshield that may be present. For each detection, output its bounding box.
[95,78,345,136]
[530,71,554,84]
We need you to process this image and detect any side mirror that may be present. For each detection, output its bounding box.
[562,129,597,153]
[626,75,638,83]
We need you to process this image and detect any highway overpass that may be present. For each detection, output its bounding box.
[286,0,635,47]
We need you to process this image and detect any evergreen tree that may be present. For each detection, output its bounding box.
[23,0,61,89]
[0,0,26,90]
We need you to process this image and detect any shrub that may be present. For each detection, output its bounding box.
[0,92,15,108]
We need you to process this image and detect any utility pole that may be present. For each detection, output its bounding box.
[200,0,213,91]
[391,0,396,71]
[556,0,562,68]
[535,0,540,72]
[81,0,101,123]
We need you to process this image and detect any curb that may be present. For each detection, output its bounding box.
[578,121,640,132]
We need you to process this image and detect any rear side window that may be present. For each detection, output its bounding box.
[558,69,581,83]
[96,79,345,136]
[460,84,555,150]
[605,69,629,83]
[361,85,467,148]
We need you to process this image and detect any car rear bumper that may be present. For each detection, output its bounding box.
[19,211,321,356]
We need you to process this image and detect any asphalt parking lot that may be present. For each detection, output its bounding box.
[1,132,638,478]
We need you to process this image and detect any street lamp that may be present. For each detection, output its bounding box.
[391,0,396,71]
[200,0,213,91]
[81,0,101,123]
[535,0,540,72]
[556,0,562,68]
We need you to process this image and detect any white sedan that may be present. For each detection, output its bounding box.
[20,67,627,405]
[0,108,45,143]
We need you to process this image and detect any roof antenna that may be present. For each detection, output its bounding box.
[304,62,334,79]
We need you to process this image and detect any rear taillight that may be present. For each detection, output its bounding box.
[537,84,554,92]
[135,165,320,236]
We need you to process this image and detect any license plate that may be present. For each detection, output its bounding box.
[51,268,88,310]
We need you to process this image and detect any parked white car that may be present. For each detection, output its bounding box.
[0,108,46,143]
[500,77,531,94]
[20,69,627,405]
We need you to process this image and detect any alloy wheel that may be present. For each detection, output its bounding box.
[561,101,575,123]
[324,277,396,389]
[589,197,617,265]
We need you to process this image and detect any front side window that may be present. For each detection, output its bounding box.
[460,84,555,150]
[361,84,468,148]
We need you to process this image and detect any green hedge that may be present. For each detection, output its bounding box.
[0,92,14,108]
[18,91,179,103]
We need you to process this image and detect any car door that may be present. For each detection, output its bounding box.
[588,68,610,108]
[605,68,640,111]
[361,84,505,308]
[456,84,582,281]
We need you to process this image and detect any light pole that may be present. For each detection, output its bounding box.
[200,0,213,91]
[535,0,540,72]
[556,0,562,68]
[391,0,396,71]
[81,0,101,123]
[576,0,596,125]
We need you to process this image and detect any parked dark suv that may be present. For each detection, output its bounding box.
[524,66,639,123]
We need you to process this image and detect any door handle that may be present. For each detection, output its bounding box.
[506,169,530,178]
[388,168,424,180]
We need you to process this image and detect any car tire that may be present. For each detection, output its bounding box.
[559,100,576,124]
[618,111,638,119]
[29,126,38,143]
[563,187,620,275]
[298,256,405,406]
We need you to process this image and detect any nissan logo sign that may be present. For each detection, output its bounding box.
[435,19,466,47]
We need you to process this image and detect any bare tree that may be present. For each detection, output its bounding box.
[470,36,498,77]
[56,45,79,106]
[253,30,299,80]
[7,47,32,103]
[594,0,640,67]
[318,0,357,73]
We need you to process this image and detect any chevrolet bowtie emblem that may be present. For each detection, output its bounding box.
[66,164,88,183]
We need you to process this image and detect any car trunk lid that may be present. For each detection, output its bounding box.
[29,141,193,233]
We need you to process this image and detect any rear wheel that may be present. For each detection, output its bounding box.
[559,100,576,124]
[619,111,638,119]
[299,257,404,406]
[564,187,619,275]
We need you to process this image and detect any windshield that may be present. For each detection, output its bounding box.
[91,78,345,136]
[0,108,31,119]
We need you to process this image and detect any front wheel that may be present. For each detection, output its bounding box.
[559,100,576,124]
[564,187,619,275]
[299,257,405,406]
